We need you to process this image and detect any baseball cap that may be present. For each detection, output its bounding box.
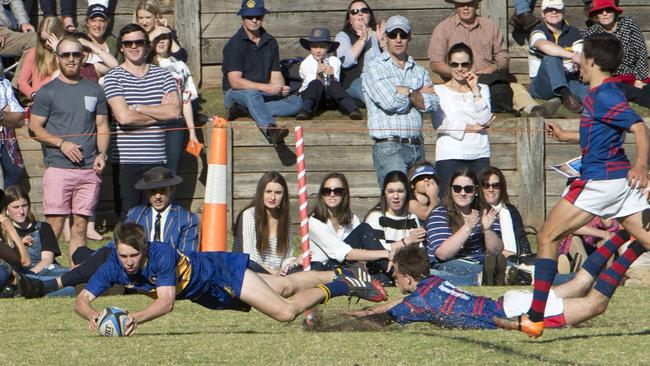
[541,0,564,11]
[385,15,411,34]
[87,4,108,19]
[410,165,437,182]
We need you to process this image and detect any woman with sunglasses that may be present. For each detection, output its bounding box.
[335,0,385,105]
[479,167,533,261]
[365,171,425,254]
[17,16,65,100]
[308,173,392,277]
[584,0,649,108]
[431,42,492,198]
[148,27,199,175]
[134,0,188,62]
[426,168,503,286]
[233,172,295,275]
[407,161,440,222]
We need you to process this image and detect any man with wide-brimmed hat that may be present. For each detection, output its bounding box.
[222,0,302,145]
[17,167,199,298]
[295,27,361,120]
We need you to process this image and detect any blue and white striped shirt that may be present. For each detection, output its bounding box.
[363,51,439,139]
[425,206,501,264]
[103,65,177,164]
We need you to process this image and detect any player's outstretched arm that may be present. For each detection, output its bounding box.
[343,298,402,318]
[628,122,650,188]
[130,286,176,327]
[74,289,100,332]
[545,121,580,143]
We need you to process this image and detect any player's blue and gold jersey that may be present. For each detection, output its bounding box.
[86,242,250,310]
[387,276,506,329]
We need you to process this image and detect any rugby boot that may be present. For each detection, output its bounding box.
[493,314,545,338]
[339,275,388,302]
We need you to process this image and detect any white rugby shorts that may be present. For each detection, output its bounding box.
[562,178,649,218]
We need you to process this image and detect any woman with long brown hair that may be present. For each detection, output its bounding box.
[233,172,294,275]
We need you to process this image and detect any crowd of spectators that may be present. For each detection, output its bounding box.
[2,0,650,298]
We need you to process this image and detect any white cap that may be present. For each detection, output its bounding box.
[541,0,564,11]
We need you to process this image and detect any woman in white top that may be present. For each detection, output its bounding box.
[308,173,390,275]
[233,172,295,275]
[365,171,426,253]
[431,42,493,198]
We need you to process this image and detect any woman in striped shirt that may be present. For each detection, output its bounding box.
[425,167,503,286]
[233,172,295,275]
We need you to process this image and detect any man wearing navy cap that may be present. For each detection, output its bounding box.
[222,0,301,145]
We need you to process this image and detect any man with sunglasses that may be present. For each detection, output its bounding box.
[363,15,438,187]
[527,0,588,113]
[428,0,558,118]
[222,0,301,145]
[28,36,109,265]
[102,23,180,219]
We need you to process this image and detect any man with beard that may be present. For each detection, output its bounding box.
[28,35,109,265]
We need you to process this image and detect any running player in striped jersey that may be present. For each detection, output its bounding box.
[342,241,645,331]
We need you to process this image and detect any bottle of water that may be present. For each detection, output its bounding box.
[322,58,330,87]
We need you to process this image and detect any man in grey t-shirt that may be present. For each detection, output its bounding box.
[29,36,109,265]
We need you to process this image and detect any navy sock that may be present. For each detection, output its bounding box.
[527,258,557,322]
[317,280,349,304]
[594,242,646,298]
[582,231,630,277]
[43,279,58,293]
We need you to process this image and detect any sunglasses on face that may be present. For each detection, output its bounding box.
[57,51,83,59]
[121,39,146,48]
[451,184,476,194]
[244,15,263,21]
[321,187,346,197]
[449,61,472,69]
[594,8,615,15]
[349,7,370,15]
[386,30,410,40]
[482,182,501,190]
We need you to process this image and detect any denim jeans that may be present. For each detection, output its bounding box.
[435,158,490,199]
[224,89,301,129]
[0,264,9,286]
[372,141,425,187]
[0,138,25,188]
[514,0,591,14]
[529,56,588,101]
[430,258,483,286]
[165,118,186,175]
[345,78,365,106]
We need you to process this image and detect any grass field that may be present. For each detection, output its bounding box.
[2,285,649,365]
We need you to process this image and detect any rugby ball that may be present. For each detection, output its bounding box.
[97,306,130,337]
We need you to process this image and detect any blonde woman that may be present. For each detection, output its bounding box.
[134,0,187,62]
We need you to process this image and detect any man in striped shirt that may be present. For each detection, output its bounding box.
[363,15,439,187]
[103,23,180,218]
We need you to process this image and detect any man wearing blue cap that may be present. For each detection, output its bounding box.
[363,15,439,187]
[222,0,302,145]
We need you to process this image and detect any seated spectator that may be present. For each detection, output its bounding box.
[431,42,492,197]
[296,27,361,121]
[79,4,120,78]
[222,0,301,145]
[425,167,503,286]
[148,27,199,175]
[365,170,425,250]
[0,67,28,188]
[528,0,588,113]
[479,167,533,260]
[0,0,37,60]
[17,16,64,100]
[232,172,295,275]
[308,173,391,278]
[512,0,609,30]
[584,0,650,109]
[134,0,187,62]
[3,185,74,297]
[428,0,556,117]
[335,0,384,105]
[17,166,199,298]
[407,161,440,222]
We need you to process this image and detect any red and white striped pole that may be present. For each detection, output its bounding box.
[294,126,311,271]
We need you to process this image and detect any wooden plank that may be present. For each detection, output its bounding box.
[201,9,450,39]
[481,0,508,47]
[202,0,454,13]
[232,143,518,172]
[175,0,201,83]
[516,116,546,228]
